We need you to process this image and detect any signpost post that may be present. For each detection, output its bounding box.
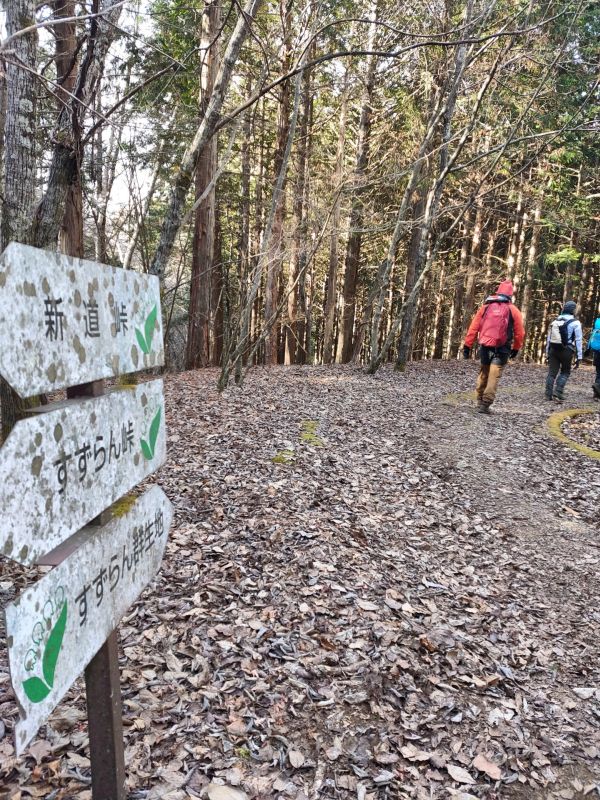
[0,244,172,798]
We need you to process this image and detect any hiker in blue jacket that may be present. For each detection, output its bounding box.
[545,300,583,401]
[587,317,600,399]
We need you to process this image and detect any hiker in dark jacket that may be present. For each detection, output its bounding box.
[545,300,583,401]
[463,280,525,413]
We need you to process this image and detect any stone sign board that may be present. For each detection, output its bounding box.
[5,485,173,755]
[0,379,166,566]
[0,243,164,397]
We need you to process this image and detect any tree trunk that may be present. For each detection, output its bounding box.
[233,77,252,376]
[123,142,165,268]
[264,0,293,366]
[512,209,528,299]
[0,56,6,195]
[461,201,484,336]
[186,0,221,370]
[484,217,499,283]
[212,205,224,365]
[1,0,37,250]
[506,190,523,281]
[53,0,84,258]
[1,0,39,438]
[285,58,312,365]
[520,190,543,339]
[394,189,426,367]
[432,266,447,359]
[447,220,470,358]
[322,72,349,364]
[338,0,377,363]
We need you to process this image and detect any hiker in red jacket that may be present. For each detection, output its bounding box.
[463,280,525,413]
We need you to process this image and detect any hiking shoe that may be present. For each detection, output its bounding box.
[553,395,564,403]
[544,394,553,401]
[477,403,491,414]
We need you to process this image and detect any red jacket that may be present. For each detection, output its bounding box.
[464,281,525,351]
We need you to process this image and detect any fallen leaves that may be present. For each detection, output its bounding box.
[472,753,502,781]
[206,784,248,800]
[1,362,600,799]
[447,764,475,785]
[288,749,305,769]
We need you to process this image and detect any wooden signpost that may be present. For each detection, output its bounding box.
[0,244,171,799]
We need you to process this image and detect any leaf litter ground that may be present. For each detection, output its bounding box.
[1,361,600,799]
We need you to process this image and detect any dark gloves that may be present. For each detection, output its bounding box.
[510,349,519,360]
[463,346,471,360]
[574,358,580,370]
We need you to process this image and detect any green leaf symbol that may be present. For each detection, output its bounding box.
[135,305,158,356]
[141,439,153,460]
[141,407,161,460]
[149,407,161,453]
[23,677,51,703]
[144,305,158,351]
[136,328,149,355]
[42,601,67,688]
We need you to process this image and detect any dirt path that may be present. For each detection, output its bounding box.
[1,361,599,800]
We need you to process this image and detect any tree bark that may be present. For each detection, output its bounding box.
[506,190,523,281]
[1,0,39,438]
[233,80,256,383]
[264,0,293,366]
[394,188,426,366]
[520,190,543,338]
[212,204,224,365]
[461,201,484,336]
[285,58,312,365]
[322,71,349,364]
[337,0,377,363]
[186,0,221,370]
[447,220,470,358]
[1,0,37,250]
[484,217,499,283]
[53,0,84,258]
[432,265,447,359]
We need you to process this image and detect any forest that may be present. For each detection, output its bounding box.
[1,0,598,386]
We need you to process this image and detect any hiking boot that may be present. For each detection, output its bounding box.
[544,393,553,401]
[553,394,564,403]
[477,403,491,414]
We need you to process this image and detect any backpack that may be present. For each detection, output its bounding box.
[548,316,574,347]
[589,326,600,352]
[479,301,512,347]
